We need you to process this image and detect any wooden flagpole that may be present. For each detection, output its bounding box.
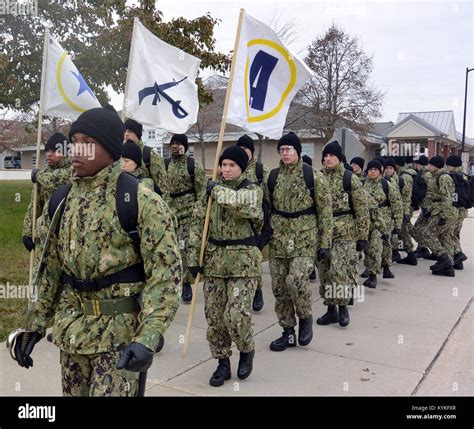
[28,28,50,287]
[182,8,245,357]
[121,17,139,122]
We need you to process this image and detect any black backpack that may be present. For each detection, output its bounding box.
[48,172,143,254]
[379,178,390,208]
[165,157,196,198]
[411,171,428,210]
[468,175,474,209]
[142,145,164,196]
[255,161,264,185]
[436,172,472,209]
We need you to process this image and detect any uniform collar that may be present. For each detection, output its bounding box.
[279,157,302,172]
[71,160,121,189]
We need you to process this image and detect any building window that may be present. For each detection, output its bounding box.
[301,142,314,159]
[148,129,156,140]
[31,153,36,168]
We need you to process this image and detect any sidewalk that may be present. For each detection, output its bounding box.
[1,212,472,396]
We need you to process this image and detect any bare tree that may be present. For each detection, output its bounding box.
[267,9,302,50]
[297,24,384,144]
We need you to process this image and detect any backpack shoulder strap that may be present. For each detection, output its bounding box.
[343,169,353,192]
[381,178,389,196]
[237,178,253,190]
[255,161,264,184]
[187,157,195,187]
[302,162,315,201]
[399,175,405,190]
[268,168,279,197]
[48,183,72,235]
[143,146,152,170]
[116,172,141,255]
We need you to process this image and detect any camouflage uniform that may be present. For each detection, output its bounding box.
[188,175,263,358]
[22,158,72,239]
[243,158,269,293]
[267,159,333,326]
[166,154,206,285]
[424,167,458,260]
[452,166,469,256]
[380,178,403,267]
[135,140,169,202]
[131,166,155,192]
[398,166,418,252]
[319,163,369,305]
[29,161,182,396]
[412,167,436,250]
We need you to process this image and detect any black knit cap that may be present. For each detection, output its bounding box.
[45,132,68,152]
[366,159,383,174]
[170,134,188,152]
[350,156,365,169]
[429,155,444,169]
[415,155,429,166]
[236,134,255,154]
[375,156,386,169]
[446,155,462,167]
[302,154,313,166]
[385,157,397,169]
[122,140,142,167]
[395,156,406,167]
[69,105,125,161]
[277,132,302,156]
[405,155,414,164]
[124,119,143,140]
[219,146,248,172]
[322,140,344,162]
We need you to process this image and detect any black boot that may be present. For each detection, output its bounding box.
[392,250,402,263]
[338,305,350,327]
[426,253,439,261]
[454,252,468,265]
[298,316,313,346]
[270,327,297,352]
[382,265,395,279]
[252,288,264,312]
[237,350,255,380]
[399,252,418,265]
[209,358,231,387]
[360,269,370,278]
[316,304,338,325]
[430,253,452,271]
[46,333,53,343]
[309,267,316,281]
[181,282,193,303]
[432,267,455,277]
[155,336,165,353]
[363,273,377,289]
[416,246,431,259]
[453,261,464,270]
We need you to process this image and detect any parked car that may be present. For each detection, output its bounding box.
[4,156,21,169]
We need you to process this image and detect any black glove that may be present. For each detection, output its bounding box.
[14,331,42,369]
[206,179,219,196]
[438,218,447,226]
[392,228,401,236]
[22,236,35,252]
[31,168,40,183]
[356,240,368,252]
[317,248,331,262]
[117,341,154,372]
[381,233,390,242]
[402,214,411,224]
[188,266,203,279]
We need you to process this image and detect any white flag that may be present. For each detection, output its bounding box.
[43,35,101,120]
[124,20,201,133]
[227,12,312,139]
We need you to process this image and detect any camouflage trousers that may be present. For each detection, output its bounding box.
[203,277,257,359]
[425,215,456,260]
[177,218,192,284]
[60,350,139,397]
[382,219,393,267]
[453,208,468,254]
[269,257,313,328]
[400,210,415,252]
[364,229,382,274]
[319,240,358,306]
[412,211,431,249]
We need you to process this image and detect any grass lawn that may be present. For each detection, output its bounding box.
[0,180,32,341]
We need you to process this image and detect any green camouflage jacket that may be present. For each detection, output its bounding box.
[29,161,182,354]
[418,166,436,212]
[322,163,369,242]
[188,174,263,278]
[166,154,207,222]
[22,158,72,237]
[398,166,417,215]
[136,140,169,202]
[132,167,156,193]
[244,158,270,185]
[432,167,458,219]
[266,158,333,258]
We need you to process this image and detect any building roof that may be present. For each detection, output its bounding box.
[395,110,458,141]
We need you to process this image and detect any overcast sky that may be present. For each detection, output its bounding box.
[141,0,473,136]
